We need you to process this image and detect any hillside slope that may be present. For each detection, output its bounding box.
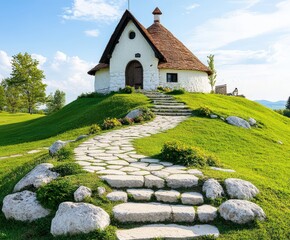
[0,93,150,156]
[135,93,290,239]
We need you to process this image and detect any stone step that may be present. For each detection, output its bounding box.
[152,105,189,109]
[153,101,185,106]
[147,96,174,100]
[152,109,192,113]
[155,112,192,116]
[101,174,199,189]
[116,224,219,240]
[113,202,196,223]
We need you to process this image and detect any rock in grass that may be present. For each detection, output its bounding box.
[49,140,68,156]
[74,186,92,202]
[202,179,224,200]
[224,178,259,200]
[13,163,59,192]
[51,202,110,236]
[248,118,257,126]
[226,116,251,129]
[2,191,50,222]
[219,200,266,224]
[126,109,142,119]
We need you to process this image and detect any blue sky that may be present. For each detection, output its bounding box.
[0,0,289,103]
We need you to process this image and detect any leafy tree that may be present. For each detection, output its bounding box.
[0,83,6,111]
[8,52,46,114]
[207,54,217,93]
[46,90,66,114]
[286,96,290,110]
[1,78,23,113]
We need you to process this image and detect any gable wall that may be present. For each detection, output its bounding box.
[159,69,211,92]
[109,21,159,91]
[94,68,110,93]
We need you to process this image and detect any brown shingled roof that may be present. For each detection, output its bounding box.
[147,22,211,74]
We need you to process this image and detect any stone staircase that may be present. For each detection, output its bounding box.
[143,91,192,116]
[100,167,220,239]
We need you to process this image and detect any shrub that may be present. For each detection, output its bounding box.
[52,163,83,177]
[157,86,171,93]
[89,124,102,134]
[119,117,134,125]
[168,88,185,95]
[133,116,144,123]
[55,147,73,161]
[283,109,290,118]
[36,178,77,209]
[119,86,135,94]
[101,118,122,130]
[139,107,155,121]
[196,106,212,117]
[161,141,218,167]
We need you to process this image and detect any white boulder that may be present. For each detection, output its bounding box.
[225,178,259,200]
[155,190,180,203]
[97,187,106,196]
[49,140,68,156]
[13,163,59,192]
[51,202,110,236]
[219,200,266,224]
[197,205,218,223]
[249,118,257,126]
[2,191,50,222]
[126,109,142,119]
[226,116,251,129]
[202,179,224,200]
[74,186,92,202]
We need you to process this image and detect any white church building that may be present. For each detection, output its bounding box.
[88,8,211,93]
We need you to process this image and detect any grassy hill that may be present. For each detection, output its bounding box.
[0,93,150,156]
[135,93,290,239]
[0,92,289,239]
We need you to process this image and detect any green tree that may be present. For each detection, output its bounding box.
[0,83,6,111]
[46,90,66,114]
[1,78,23,113]
[207,54,217,93]
[8,52,46,114]
[286,96,290,110]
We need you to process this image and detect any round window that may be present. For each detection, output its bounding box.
[129,31,136,39]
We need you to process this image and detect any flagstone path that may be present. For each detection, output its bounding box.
[74,115,221,239]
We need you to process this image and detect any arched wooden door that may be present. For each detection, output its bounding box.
[125,61,143,89]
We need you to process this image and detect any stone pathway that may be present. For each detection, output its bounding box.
[74,115,221,239]
[0,148,47,160]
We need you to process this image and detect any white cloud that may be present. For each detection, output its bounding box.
[84,29,100,37]
[186,3,200,11]
[63,0,125,22]
[229,0,261,9]
[188,0,290,50]
[31,54,47,68]
[0,50,11,80]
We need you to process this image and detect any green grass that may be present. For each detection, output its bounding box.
[0,93,150,156]
[0,93,150,239]
[134,93,290,239]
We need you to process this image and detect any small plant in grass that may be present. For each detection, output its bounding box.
[89,124,102,134]
[161,141,219,167]
[52,163,83,176]
[55,146,73,161]
[101,118,122,130]
[119,86,135,94]
[36,178,77,209]
[196,106,212,117]
[133,115,144,123]
[139,107,155,121]
[168,88,185,95]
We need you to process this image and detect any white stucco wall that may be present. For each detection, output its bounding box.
[109,21,159,91]
[95,68,110,93]
[159,69,211,93]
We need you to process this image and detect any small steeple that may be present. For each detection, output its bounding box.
[152,7,162,23]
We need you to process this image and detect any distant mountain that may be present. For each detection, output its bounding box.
[255,100,286,110]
